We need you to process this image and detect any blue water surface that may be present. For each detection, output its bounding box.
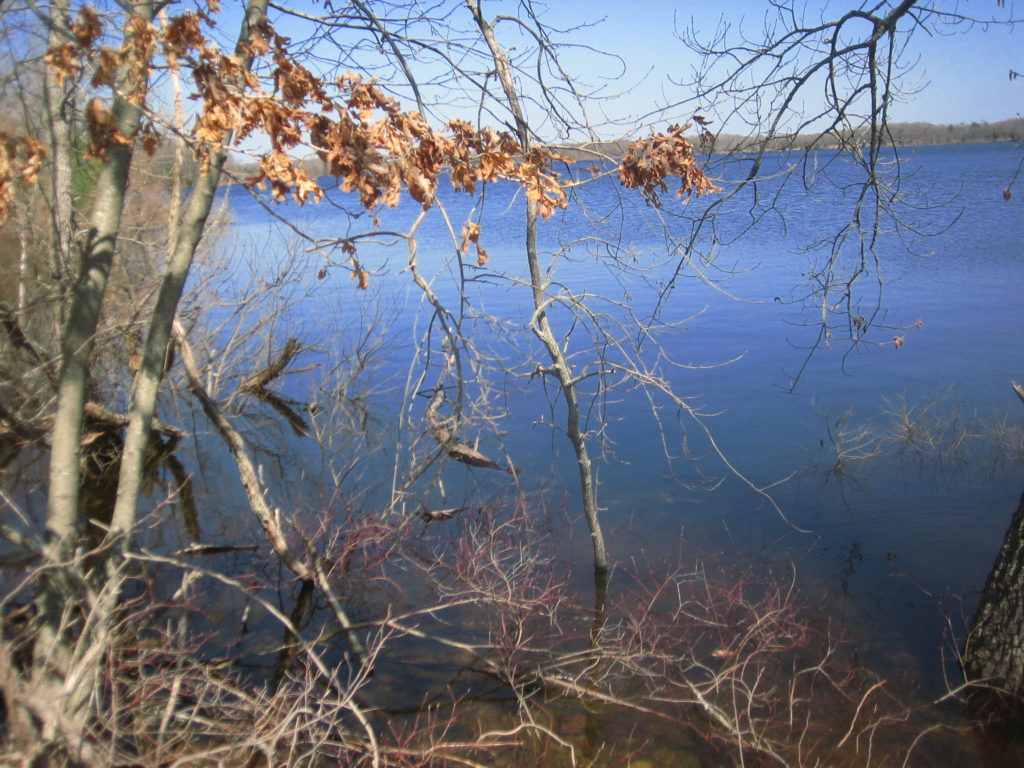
[205,142,1024,689]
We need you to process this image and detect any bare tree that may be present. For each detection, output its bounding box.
[650,0,1021,387]
[2,1,1017,763]
[0,0,715,759]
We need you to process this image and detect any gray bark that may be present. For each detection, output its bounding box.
[43,0,76,309]
[965,489,1024,703]
[37,5,157,750]
[46,1,156,561]
[109,0,269,548]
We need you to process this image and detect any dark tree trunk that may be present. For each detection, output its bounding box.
[965,489,1024,713]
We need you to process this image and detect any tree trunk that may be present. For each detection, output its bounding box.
[37,4,157,754]
[46,1,156,562]
[965,489,1024,711]
[467,0,608,573]
[109,0,269,549]
[43,0,76,316]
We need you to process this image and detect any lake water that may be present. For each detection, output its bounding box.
[197,141,1023,761]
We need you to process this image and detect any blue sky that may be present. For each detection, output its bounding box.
[226,0,1021,140]
[523,0,1022,130]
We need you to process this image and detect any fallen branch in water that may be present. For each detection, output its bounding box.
[424,385,516,473]
[175,321,367,666]
[238,337,304,396]
[416,505,466,524]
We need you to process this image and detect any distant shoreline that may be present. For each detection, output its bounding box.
[214,117,1023,181]
[549,117,1024,163]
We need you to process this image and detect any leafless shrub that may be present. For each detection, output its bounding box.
[3,485,978,767]
[823,406,886,478]
[819,393,1024,481]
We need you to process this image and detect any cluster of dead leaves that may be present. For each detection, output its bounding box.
[619,123,721,207]
[459,220,488,266]
[17,5,721,285]
[0,133,45,220]
[301,77,569,222]
[42,6,104,88]
[46,6,160,160]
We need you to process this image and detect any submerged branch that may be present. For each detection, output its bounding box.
[175,323,368,667]
[424,385,514,473]
[238,337,304,396]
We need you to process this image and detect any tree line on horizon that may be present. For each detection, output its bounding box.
[552,116,1024,163]
[222,116,1024,179]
